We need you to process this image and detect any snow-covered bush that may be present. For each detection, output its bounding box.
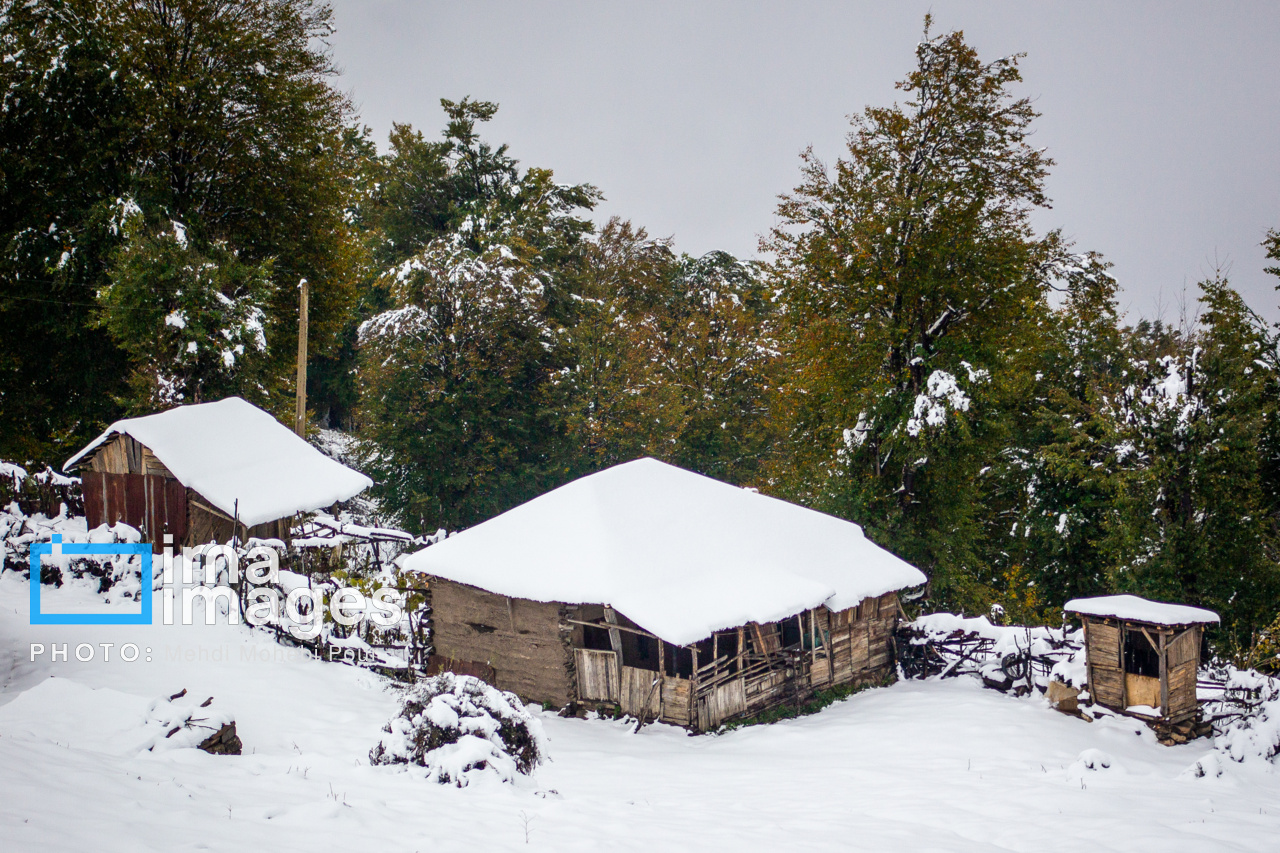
[137,690,239,755]
[901,612,1083,692]
[1,467,144,597]
[369,673,546,786]
[1205,667,1280,764]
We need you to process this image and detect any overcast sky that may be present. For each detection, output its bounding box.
[327,1,1280,323]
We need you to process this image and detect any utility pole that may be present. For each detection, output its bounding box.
[294,278,308,437]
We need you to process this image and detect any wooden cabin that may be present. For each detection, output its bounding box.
[63,397,372,551]
[402,458,926,732]
[426,577,902,731]
[1064,595,1218,742]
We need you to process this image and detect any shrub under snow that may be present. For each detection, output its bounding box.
[369,673,546,786]
[1205,668,1280,764]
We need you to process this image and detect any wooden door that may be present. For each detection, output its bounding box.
[1086,619,1124,709]
[696,679,746,730]
[620,665,661,718]
[574,648,620,702]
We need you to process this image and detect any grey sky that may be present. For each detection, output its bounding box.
[328,1,1280,322]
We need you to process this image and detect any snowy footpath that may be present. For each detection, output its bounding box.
[1,572,1277,852]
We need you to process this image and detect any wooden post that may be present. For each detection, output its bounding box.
[294,278,309,438]
[690,645,699,728]
[1082,617,1094,704]
[827,610,834,684]
[1120,625,1128,708]
[603,606,624,658]
[657,637,665,720]
[1158,630,1169,717]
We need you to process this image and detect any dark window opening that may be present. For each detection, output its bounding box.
[620,630,660,672]
[1124,629,1161,678]
[664,643,694,678]
[714,631,739,674]
[780,616,802,650]
[582,625,613,651]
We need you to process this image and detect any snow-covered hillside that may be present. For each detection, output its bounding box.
[1,572,1277,852]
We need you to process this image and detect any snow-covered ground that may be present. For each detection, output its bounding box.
[1,571,1277,852]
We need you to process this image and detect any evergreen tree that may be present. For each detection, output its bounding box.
[983,254,1126,623]
[1,0,360,460]
[0,0,133,462]
[96,205,274,406]
[101,0,360,412]
[354,102,599,531]
[1103,277,1280,649]
[561,218,677,468]
[358,239,568,530]
[562,219,777,483]
[766,19,1060,611]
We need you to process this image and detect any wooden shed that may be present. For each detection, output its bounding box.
[1064,595,1218,742]
[401,458,927,732]
[63,397,372,551]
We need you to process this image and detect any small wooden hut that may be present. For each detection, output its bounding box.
[63,397,371,551]
[1064,595,1218,742]
[401,458,927,732]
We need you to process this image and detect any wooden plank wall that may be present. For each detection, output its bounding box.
[661,675,692,727]
[82,471,188,552]
[696,680,746,729]
[429,586,906,730]
[1166,627,1200,718]
[575,649,620,701]
[83,436,290,549]
[428,578,573,707]
[187,491,291,547]
[688,591,902,730]
[1085,618,1125,709]
[1085,618,1202,720]
[620,665,661,718]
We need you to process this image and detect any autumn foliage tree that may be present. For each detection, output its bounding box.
[767,19,1062,609]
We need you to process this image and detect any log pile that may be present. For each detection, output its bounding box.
[198,721,243,755]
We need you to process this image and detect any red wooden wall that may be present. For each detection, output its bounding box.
[82,471,187,552]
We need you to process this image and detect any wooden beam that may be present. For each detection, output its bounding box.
[564,618,658,639]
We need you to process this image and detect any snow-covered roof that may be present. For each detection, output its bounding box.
[1064,595,1219,626]
[400,458,926,646]
[64,398,372,528]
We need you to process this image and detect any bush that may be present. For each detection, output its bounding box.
[369,673,546,786]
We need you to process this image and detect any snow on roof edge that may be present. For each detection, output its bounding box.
[402,458,927,646]
[1064,594,1219,625]
[61,398,372,527]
